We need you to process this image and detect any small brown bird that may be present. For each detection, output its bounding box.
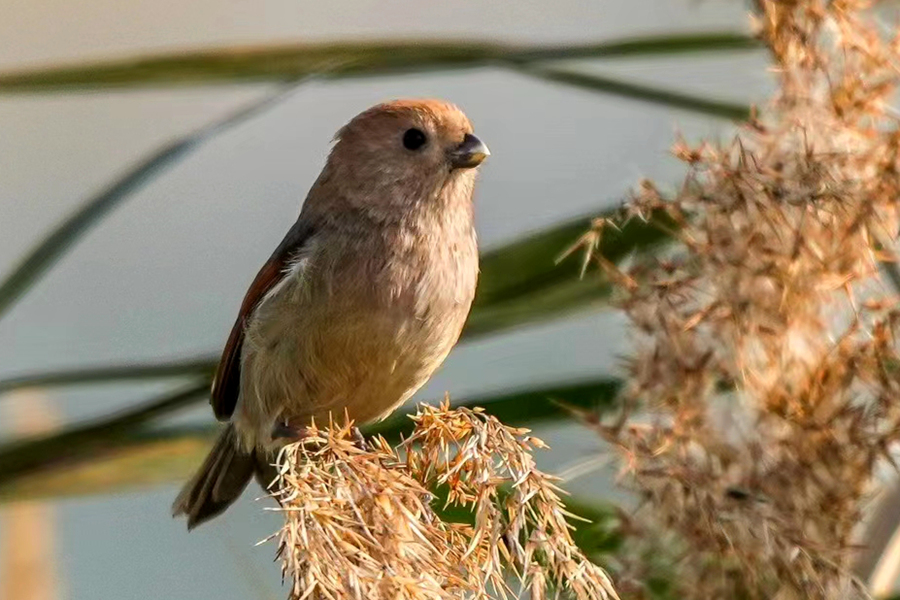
[173,99,489,528]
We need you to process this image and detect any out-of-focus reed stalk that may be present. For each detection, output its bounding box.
[1,392,60,600]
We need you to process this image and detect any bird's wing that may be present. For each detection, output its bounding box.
[211,218,316,420]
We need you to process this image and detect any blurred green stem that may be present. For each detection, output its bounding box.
[0,377,619,495]
[0,33,759,94]
[513,64,750,120]
[0,381,209,487]
[0,84,302,320]
[0,356,217,395]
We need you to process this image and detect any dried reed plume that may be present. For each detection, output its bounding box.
[583,1,900,598]
[269,403,618,600]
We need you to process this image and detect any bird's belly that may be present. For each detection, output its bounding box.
[295,307,454,420]
[235,283,467,449]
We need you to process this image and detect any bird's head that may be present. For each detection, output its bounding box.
[314,99,489,216]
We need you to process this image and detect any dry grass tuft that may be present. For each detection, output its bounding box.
[270,402,618,600]
[580,1,900,598]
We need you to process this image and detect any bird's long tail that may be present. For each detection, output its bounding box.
[172,423,275,529]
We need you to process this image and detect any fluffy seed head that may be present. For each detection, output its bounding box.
[576,2,900,598]
[269,404,618,600]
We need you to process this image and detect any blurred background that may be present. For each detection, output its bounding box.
[0,1,781,598]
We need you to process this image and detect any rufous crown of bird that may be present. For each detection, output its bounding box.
[173,99,489,529]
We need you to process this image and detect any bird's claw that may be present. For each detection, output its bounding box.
[350,426,369,451]
[271,421,310,441]
[271,421,367,450]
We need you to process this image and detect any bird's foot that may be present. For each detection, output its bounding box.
[350,426,369,451]
[271,420,368,450]
[271,421,310,442]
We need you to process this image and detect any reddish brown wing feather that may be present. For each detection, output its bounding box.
[210,219,316,420]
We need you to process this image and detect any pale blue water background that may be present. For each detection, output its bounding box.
[0,1,771,598]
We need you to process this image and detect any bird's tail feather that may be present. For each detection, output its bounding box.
[172,424,256,529]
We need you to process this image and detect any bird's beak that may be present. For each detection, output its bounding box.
[450,133,490,169]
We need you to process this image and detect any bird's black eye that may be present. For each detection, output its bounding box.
[402,128,427,151]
